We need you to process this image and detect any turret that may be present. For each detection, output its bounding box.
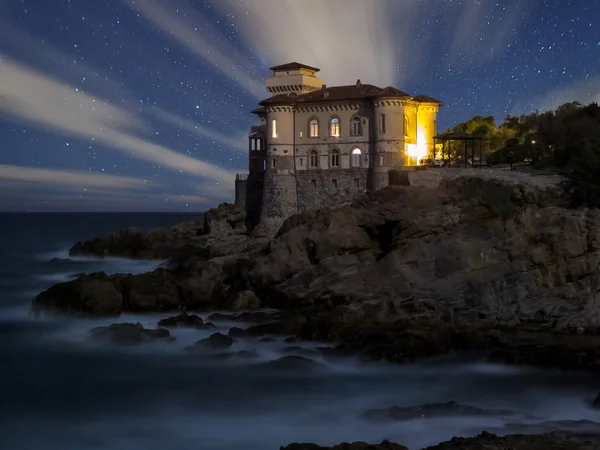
[266,62,324,94]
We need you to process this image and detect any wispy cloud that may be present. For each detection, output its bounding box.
[0,57,237,191]
[509,76,600,115]
[125,0,265,99]
[0,164,151,193]
[146,107,247,152]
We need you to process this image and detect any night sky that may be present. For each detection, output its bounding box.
[1,0,598,212]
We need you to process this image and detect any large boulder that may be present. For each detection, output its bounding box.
[89,322,171,345]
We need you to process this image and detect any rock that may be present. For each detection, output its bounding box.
[284,336,297,343]
[256,355,323,372]
[89,322,172,345]
[189,332,234,351]
[259,337,276,342]
[32,272,124,316]
[281,440,407,450]
[206,311,277,323]
[157,312,213,329]
[230,290,261,310]
[424,431,600,449]
[362,401,516,422]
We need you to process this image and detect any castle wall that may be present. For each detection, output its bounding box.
[234,175,247,207]
[297,168,368,211]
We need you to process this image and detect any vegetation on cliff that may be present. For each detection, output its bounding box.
[448,101,600,207]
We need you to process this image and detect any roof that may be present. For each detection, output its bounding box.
[251,106,266,115]
[412,94,444,105]
[434,132,483,141]
[269,62,320,73]
[259,83,412,106]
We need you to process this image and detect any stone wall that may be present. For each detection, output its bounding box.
[297,169,368,211]
[407,167,564,191]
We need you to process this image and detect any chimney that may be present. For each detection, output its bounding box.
[321,84,327,91]
[356,79,362,87]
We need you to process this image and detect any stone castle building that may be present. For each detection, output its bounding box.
[234,62,442,230]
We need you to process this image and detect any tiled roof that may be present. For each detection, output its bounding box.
[259,83,412,106]
[251,106,266,114]
[412,94,443,105]
[269,62,321,72]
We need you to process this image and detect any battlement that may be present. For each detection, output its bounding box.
[236,173,248,181]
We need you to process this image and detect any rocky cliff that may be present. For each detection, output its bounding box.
[33,176,600,370]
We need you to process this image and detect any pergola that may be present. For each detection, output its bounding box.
[433,132,484,167]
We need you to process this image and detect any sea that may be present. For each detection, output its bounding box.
[1,212,600,450]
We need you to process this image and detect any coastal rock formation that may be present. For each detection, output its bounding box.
[361,401,517,422]
[89,322,171,345]
[281,431,600,450]
[157,312,215,330]
[32,176,600,370]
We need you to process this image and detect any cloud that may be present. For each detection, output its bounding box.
[125,0,266,99]
[0,57,238,189]
[146,107,247,153]
[0,164,151,193]
[508,76,600,115]
[209,0,406,88]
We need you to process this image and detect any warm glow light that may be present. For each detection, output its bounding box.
[271,119,277,139]
[406,126,429,165]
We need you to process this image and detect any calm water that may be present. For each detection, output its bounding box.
[1,212,600,450]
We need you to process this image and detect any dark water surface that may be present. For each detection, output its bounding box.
[1,213,600,450]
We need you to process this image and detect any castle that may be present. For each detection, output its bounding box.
[234,62,442,230]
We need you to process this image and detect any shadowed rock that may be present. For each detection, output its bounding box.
[157,313,215,330]
[188,332,234,351]
[362,401,517,422]
[89,322,172,345]
[281,440,407,450]
[255,355,323,372]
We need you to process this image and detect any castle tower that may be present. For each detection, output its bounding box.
[259,101,298,229]
[372,89,412,189]
[266,62,324,95]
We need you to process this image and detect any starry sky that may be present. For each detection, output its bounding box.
[0,0,599,212]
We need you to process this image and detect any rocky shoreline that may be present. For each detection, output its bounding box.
[30,175,600,448]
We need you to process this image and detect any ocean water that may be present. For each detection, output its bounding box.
[1,212,600,450]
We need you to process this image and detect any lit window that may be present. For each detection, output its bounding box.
[309,119,319,137]
[311,179,317,188]
[332,179,338,189]
[299,130,303,138]
[331,149,340,167]
[310,150,319,168]
[256,139,261,150]
[404,116,409,138]
[251,139,256,151]
[272,119,277,138]
[353,178,360,188]
[352,148,361,167]
[380,153,386,166]
[380,114,386,133]
[330,117,340,137]
[352,116,362,136]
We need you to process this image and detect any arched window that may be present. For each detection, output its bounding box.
[352,148,361,167]
[404,116,409,137]
[330,117,340,137]
[310,150,319,168]
[330,149,340,168]
[309,118,319,137]
[351,116,362,136]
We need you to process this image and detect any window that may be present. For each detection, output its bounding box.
[251,139,256,151]
[354,178,360,188]
[332,179,338,189]
[311,179,317,188]
[310,150,319,168]
[330,149,340,168]
[380,153,386,166]
[299,158,303,166]
[271,158,276,168]
[352,116,362,136]
[256,139,261,150]
[272,119,277,138]
[380,114,386,133]
[330,117,340,137]
[299,131,303,138]
[352,148,361,167]
[404,116,409,138]
[263,160,266,171]
[309,119,319,137]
